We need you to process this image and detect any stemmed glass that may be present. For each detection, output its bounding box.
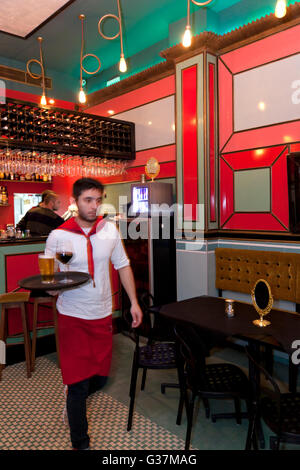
[56,240,74,283]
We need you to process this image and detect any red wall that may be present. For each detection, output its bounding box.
[6,89,76,110]
[218,24,300,232]
[0,181,52,228]
[86,76,176,185]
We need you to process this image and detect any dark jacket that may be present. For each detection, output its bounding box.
[16,206,64,236]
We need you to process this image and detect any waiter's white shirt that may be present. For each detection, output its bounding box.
[46,221,129,320]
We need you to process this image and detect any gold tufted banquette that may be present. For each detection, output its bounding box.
[215,248,300,305]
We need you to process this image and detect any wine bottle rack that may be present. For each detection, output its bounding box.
[0,98,135,160]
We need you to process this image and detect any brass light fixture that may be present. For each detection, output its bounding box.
[275,0,287,18]
[98,0,127,73]
[182,0,214,48]
[78,14,101,104]
[26,37,48,105]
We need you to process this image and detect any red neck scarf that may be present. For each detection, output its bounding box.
[58,216,105,287]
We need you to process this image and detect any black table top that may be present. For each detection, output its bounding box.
[18,272,91,291]
[152,296,300,355]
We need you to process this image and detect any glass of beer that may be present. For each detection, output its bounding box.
[38,253,55,284]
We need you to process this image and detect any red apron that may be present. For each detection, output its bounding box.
[57,312,113,385]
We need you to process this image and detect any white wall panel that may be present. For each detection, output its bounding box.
[234,53,300,131]
[114,96,175,151]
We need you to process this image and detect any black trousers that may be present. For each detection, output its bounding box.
[67,375,107,450]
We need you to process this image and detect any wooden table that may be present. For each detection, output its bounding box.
[150,295,300,449]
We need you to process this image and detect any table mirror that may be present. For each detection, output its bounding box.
[251,279,273,327]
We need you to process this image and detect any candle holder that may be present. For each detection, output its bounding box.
[225,299,235,317]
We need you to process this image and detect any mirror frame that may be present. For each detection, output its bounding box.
[251,278,273,316]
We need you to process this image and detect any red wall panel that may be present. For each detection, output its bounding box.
[182,66,198,221]
[220,158,234,227]
[218,24,300,231]
[223,213,286,231]
[87,76,175,117]
[209,63,216,222]
[6,89,75,110]
[129,144,175,168]
[221,23,300,74]
[271,149,289,229]
[218,60,233,151]
[222,146,285,170]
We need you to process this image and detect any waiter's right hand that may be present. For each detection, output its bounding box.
[130,301,143,328]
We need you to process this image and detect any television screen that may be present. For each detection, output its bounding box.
[132,186,149,214]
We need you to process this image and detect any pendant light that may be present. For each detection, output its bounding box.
[98,0,127,73]
[182,0,214,48]
[78,14,101,105]
[275,0,287,18]
[26,37,48,106]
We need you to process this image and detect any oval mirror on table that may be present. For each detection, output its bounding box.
[251,279,273,327]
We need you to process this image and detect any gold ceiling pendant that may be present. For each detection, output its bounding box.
[98,0,127,73]
[26,36,48,106]
[78,14,101,104]
[182,0,214,48]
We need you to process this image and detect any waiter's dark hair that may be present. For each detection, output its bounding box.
[73,178,104,199]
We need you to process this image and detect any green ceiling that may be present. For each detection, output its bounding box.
[0,0,297,101]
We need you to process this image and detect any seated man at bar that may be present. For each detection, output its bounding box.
[45,178,143,450]
[16,190,64,236]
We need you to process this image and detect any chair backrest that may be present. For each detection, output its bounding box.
[122,292,153,346]
[0,292,30,305]
[245,347,281,412]
[139,291,174,342]
[174,324,209,389]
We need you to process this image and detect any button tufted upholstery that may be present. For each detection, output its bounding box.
[215,248,300,304]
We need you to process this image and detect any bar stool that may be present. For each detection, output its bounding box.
[0,292,31,380]
[30,293,60,372]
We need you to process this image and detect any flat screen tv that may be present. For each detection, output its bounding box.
[287,152,300,233]
[131,186,149,215]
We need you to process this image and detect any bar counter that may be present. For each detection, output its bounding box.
[0,236,54,344]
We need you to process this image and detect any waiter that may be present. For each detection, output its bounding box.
[17,190,64,236]
[46,178,143,450]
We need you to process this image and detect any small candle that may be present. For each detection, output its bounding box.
[225,299,235,317]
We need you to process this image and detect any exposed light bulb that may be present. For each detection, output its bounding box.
[119,54,127,73]
[275,0,287,18]
[182,25,192,48]
[79,89,86,104]
[40,95,47,106]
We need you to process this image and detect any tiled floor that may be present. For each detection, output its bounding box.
[1,333,299,450]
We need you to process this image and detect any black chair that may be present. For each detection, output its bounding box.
[174,324,251,450]
[123,292,179,431]
[246,347,300,450]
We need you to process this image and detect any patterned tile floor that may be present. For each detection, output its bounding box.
[1,333,299,450]
[0,355,189,450]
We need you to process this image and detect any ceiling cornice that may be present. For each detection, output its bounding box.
[86,60,174,109]
[86,2,300,108]
[161,2,300,60]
